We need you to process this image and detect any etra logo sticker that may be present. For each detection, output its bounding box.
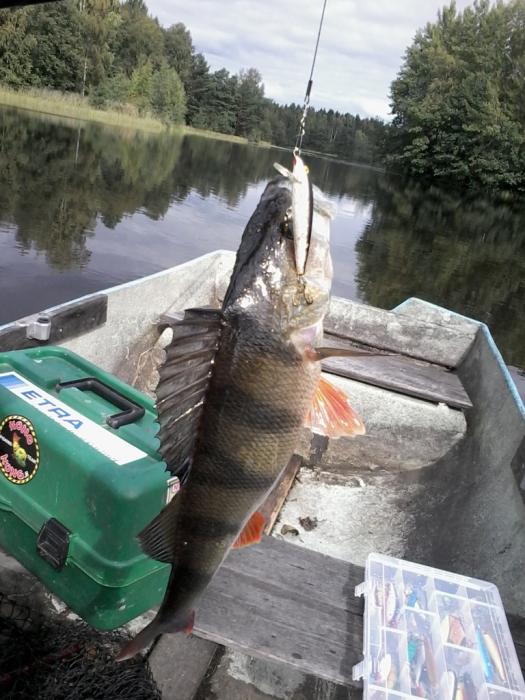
[0,415,40,484]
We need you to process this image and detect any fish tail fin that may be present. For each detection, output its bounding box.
[116,610,195,662]
[116,618,162,662]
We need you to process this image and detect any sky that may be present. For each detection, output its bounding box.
[147,0,475,120]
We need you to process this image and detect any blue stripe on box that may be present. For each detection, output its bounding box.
[0,373,25,390]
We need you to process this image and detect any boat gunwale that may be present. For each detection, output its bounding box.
[1,251,522,421]
[395,297,525,421]
[0,249,234,334]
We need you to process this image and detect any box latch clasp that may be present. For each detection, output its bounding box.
[36,518,70,570]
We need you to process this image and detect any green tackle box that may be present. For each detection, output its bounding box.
[0,346,173,630]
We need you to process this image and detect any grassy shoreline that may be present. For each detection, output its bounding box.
[0,86,380,164]
[0,85,267,145]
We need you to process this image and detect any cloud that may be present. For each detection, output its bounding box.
[147,0,475,120]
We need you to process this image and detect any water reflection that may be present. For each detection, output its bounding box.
[0,107,524,370]
[356,179,525,368]
[0,112,181,268]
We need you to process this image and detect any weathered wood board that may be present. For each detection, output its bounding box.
[322,334,472,410]
[183,537,525,687]
[190,537,364,687]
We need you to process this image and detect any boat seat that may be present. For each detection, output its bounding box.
[321,330,472,410]
[148,536,525,692]
[159,311,473,411]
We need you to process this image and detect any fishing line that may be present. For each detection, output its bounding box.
[294,0,329,155]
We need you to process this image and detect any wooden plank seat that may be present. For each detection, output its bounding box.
[322,331,472,410]
[149,536,525,688]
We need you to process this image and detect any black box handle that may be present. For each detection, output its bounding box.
[56,377,145,429]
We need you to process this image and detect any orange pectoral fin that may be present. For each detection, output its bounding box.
[232,511,266,549]
[305,376,366,439]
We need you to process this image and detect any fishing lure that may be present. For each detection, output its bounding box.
[373,581,383,608]
[387,656,398,690]
[410,638,425,686]
[476,626,495,682]
[406,587,418,608]
[416,586,428,610]
[441,614,450,642]
[413,682,427,698]
[384,581,398,625]
[483,631,505,681]
[442,613,467,646]
[407,635,419,664]
[455,679,465,700]
[462,672,478,700]
[445,670,457,700]
[423,635,439,689]
[376,653,392,683]
[406,580,428,610]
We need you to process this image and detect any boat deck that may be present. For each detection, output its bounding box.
[147,536,525,699]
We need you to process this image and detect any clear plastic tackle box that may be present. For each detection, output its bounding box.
[353,553,525,700]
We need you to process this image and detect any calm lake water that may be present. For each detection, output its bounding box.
[1,106,524,374]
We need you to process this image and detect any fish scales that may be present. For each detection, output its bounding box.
[180,317,318,536]
[155,320,317,592]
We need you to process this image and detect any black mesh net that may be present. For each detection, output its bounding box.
[0,593,162,700]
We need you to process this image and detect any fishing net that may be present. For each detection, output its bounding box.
[0,592,162,700]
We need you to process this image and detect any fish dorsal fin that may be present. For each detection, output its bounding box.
[140,307,223,562]
[138,497,181,563]
[305,376,366,439]
[155,307,224,479]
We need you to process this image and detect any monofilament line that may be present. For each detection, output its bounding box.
[294,0,329,156]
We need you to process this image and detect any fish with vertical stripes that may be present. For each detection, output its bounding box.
[117,159,366,660]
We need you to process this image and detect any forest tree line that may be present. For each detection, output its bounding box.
[387,0,525,193]
[1,0,525,192]
[0,0,384,165]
